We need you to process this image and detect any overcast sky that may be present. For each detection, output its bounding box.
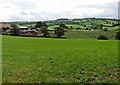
[0,0,119,21]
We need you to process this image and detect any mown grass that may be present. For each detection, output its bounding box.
[2,35,118,83]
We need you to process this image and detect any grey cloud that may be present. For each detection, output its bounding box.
[93,10,117,18]
[19,10,29,15]
[8,15,21,21]
[2,5,12,9]
[9,0,35,10]
[118,1,120,18]
[29,11,64,20]
[1,0,119,21]
[76,1,118,9]
[75,1,118,18]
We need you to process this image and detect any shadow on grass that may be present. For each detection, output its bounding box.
[2,34,67,39]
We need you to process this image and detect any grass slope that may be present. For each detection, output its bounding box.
[2,36,118,83]
[64,30,116,40]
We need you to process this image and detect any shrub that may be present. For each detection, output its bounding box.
[85,28,88,30]
[103,28,108,31]
[54,27,65,38]
[115,29,120,40]
[97,35,108,40]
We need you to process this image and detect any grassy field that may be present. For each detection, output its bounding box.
[66,24,84,28]
[2,35,118,83]
[49,30,116,40]
[64,30,116,40]
[48,25,58,30]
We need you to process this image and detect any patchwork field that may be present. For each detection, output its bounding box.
[2,35,118,83]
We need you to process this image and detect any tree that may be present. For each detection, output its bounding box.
[59,23,66,27]
[70,26,73,30]
[54,23,66,38]
[59,23,68,29]
[35,21,43,28]
[83,25,86,27]
[54,23,67,38]
[99,24,103,30]
[41,22,49,37]
[93,25,97,30]
[112,23,115,26]
[115,29,120,40]
[106,21,108,24]
[10,24,19,36]
[97,35,108,40]
[103,28,108,31]
[35,21,49,37]
[54,27,65,38]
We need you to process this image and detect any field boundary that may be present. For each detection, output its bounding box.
[0,35,2,84]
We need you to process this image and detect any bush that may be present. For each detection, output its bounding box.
[103,28,108,31]
[2,32,9,35]
[97,35,108,40]
[85,28,88,30]
[54,27,65,38]
[115,29,120,40]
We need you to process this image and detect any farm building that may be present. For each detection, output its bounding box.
[0,24,11,32]
[18,26,38,36]
[18,26,29,30]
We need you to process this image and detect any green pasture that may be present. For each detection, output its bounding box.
[64,30,116,39]
[2,35,118,83]
[66,24,85,28]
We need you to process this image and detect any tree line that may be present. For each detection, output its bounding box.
[10,21,66,38]
[5,21,120,40]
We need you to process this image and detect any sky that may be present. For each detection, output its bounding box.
[0,0,119,21]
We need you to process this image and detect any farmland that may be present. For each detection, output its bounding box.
[64,30,116,39]
[2,35,118,83]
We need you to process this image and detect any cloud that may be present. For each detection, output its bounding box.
[118,1,120,18]
[0,0,119,21]
[19,10,29,15]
